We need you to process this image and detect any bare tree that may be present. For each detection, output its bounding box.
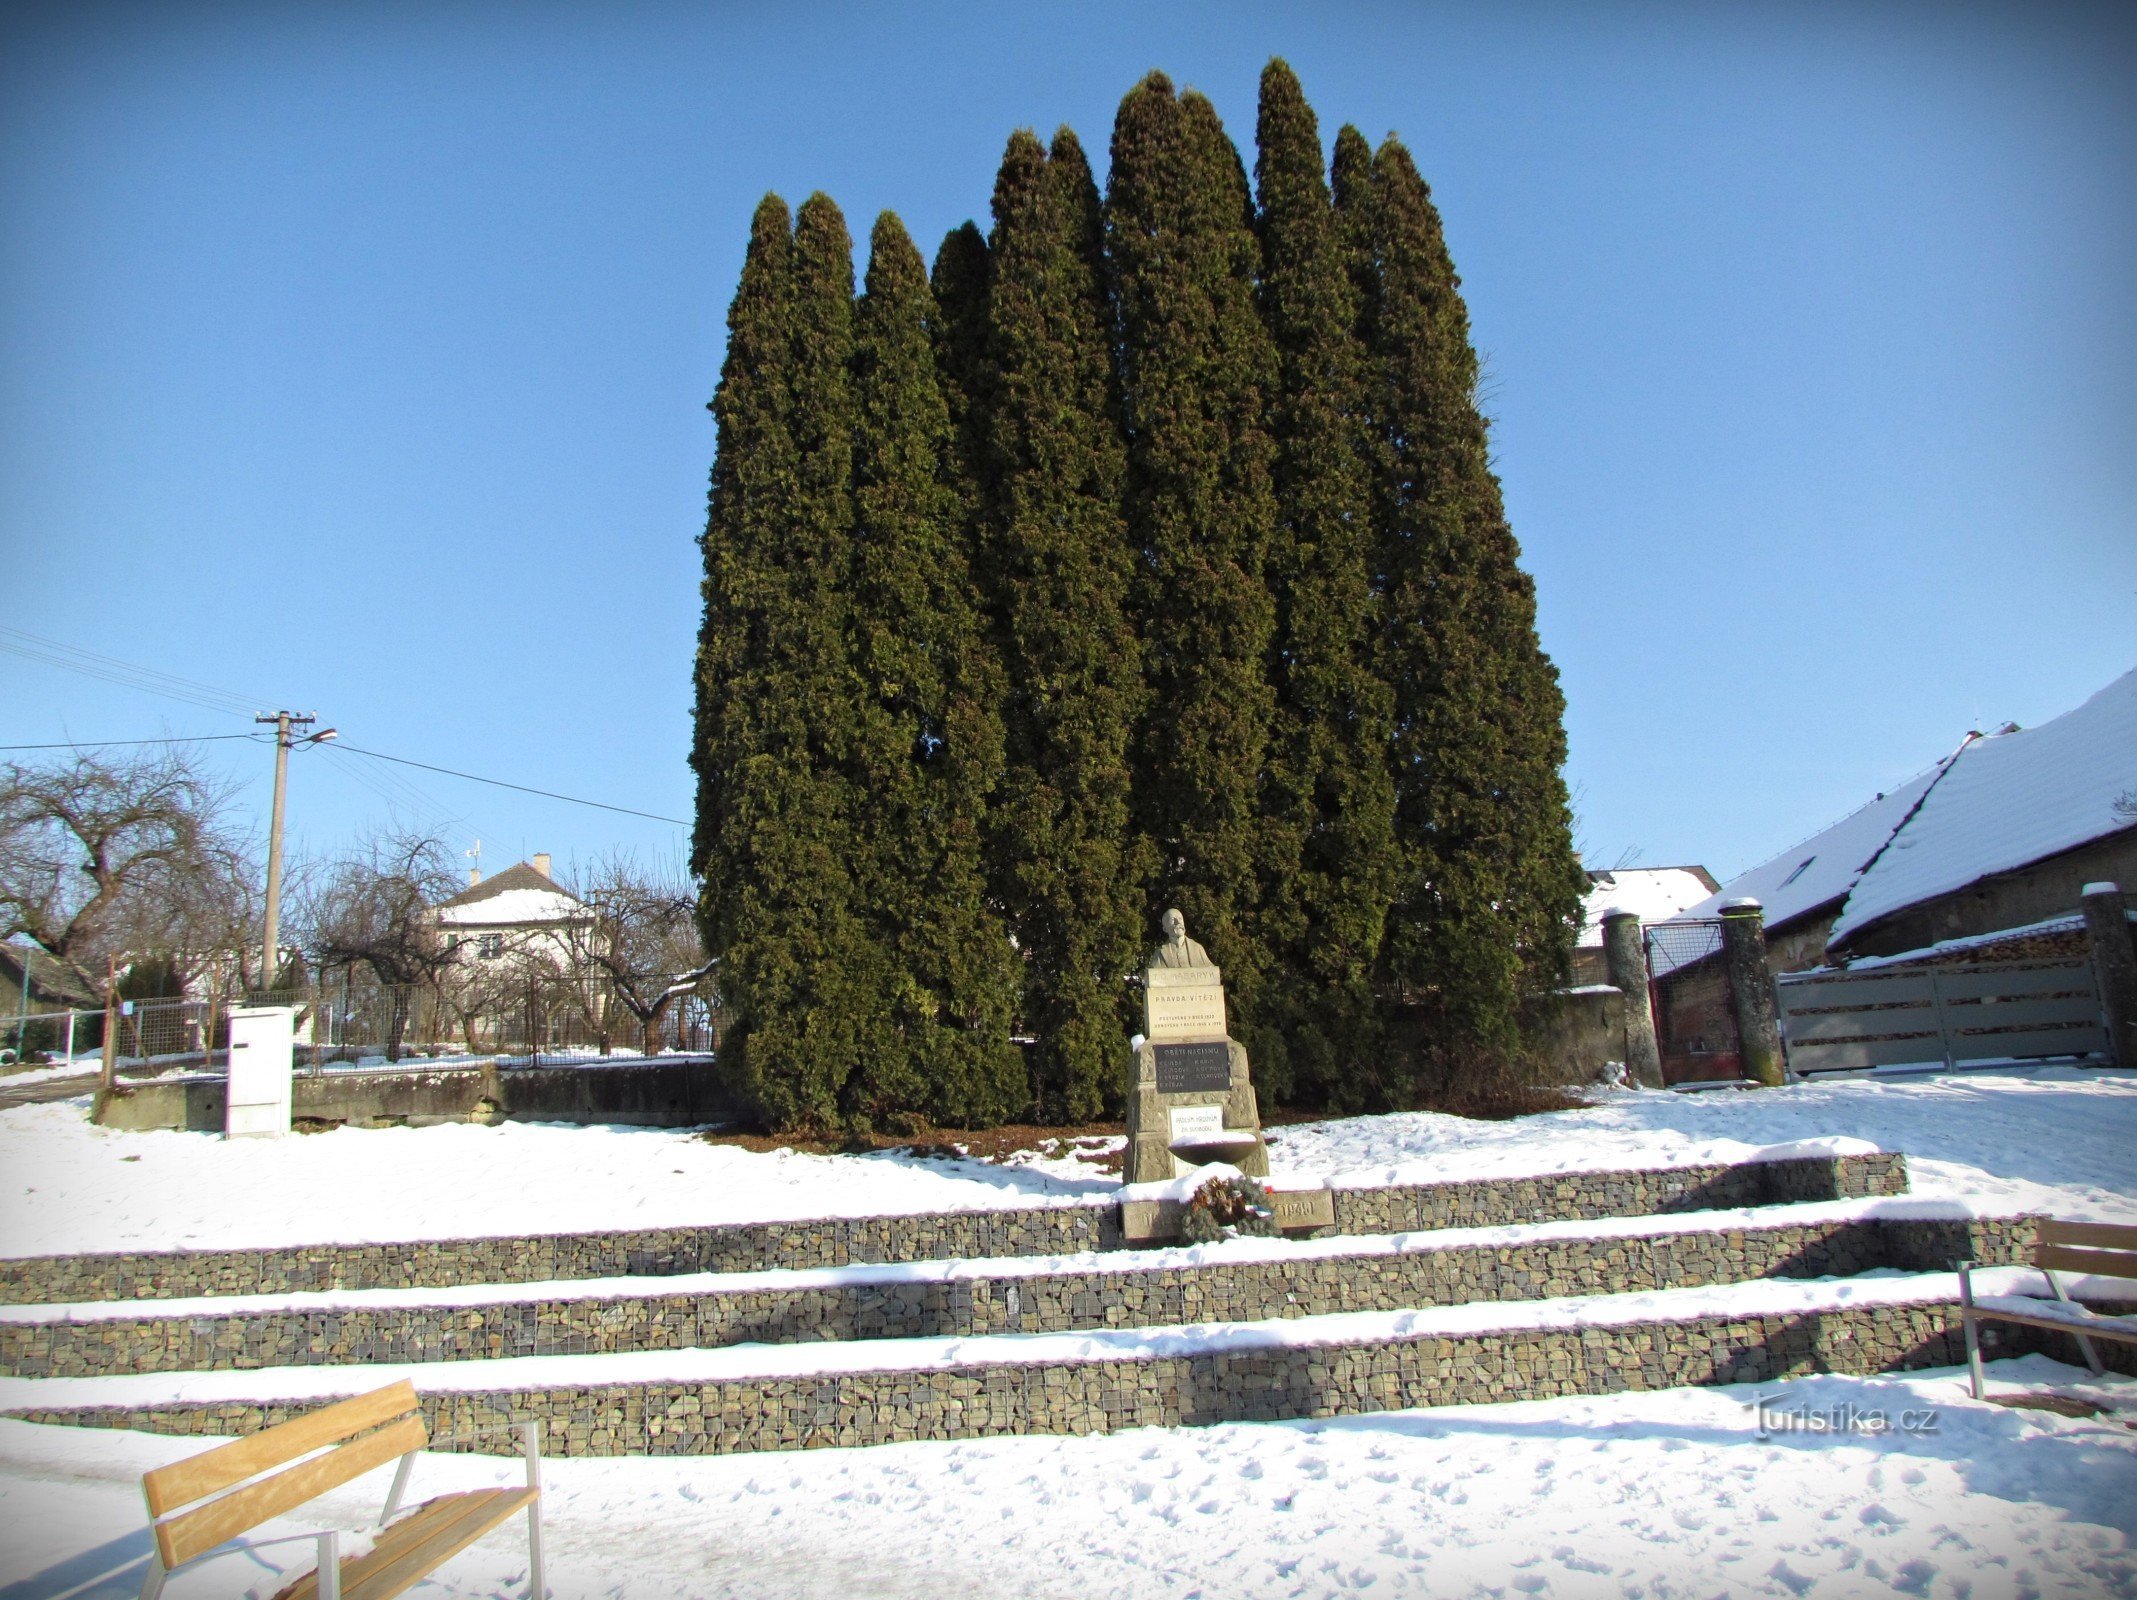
[563,855,712,1054]
[302,828,463,1060]
[0,747,247,991]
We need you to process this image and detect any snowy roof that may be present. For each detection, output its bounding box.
[434,860,587,927]
[1577,867,1719,946]
[1831,667,2137,943]
[1667,763,1948,934]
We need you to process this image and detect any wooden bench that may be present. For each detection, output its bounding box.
[138,1379,543,1600]
[1957,1219,2137,1399]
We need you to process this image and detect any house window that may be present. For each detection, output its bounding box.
[1778,857,1816,889]
[479,933,505,960]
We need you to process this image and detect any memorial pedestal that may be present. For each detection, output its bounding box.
[1124,963,1268,1185]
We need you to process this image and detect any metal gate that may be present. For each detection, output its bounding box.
[1644,919,1741,1085]
[1775,958,2107,1074]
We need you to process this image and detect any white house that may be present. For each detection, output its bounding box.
[433,854,592,969]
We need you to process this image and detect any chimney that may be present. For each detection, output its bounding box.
[532,853,552,880]
[468,867,480,888]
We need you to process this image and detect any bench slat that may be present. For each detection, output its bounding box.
[272,1489,538,1600]
[160,1415,426,1569]
[1966,1305,2137,1343]
[2036,1244,2137,1281]
[2040,1220,2137,1253]
[144,1380,420,1517]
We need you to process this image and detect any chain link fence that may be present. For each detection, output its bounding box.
[1643,919,1742,1085]
[5,974,724,1077]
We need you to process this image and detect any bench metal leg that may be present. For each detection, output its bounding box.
[522,1420,546,1600]
[1956,1260,1988,1400]
[138,1554,166,1600]
[380,1450,417,1526]
[317,1531,342,1600]
[2045,1269,2107,1375]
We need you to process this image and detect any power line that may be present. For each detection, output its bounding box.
[0,626,269,718]
[323,741,688,826]
[0,625,683,827]
[0,733,267,752]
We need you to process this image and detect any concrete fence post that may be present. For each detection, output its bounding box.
[1601,909,1665,1089]
[2081,882,2137,1069]
[1719,898,1786,1087]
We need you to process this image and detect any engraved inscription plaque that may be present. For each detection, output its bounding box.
[1154,1039,1231,1093]
[1144,965,1227,1041]
[1168,1103,1225,1144]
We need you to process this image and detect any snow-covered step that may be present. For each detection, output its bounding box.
[8,1269,2122,1457]
[0,1198,2031,1380]
[0,1146,1907,1305]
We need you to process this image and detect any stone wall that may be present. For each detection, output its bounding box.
[18,1292,2125,1458]
[0,1206,1123,1306]
[1522,986,1628,1084]
[93,1055,748,1134]
[0,1209,2027,1380]
[0,1153,1904,1306]
[1326,1151,1906,1236]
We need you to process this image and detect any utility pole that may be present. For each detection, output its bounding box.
[257,711,335,996]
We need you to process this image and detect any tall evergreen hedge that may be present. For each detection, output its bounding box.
[1362,138,1586,1074]
[694,66,1583,1130]
[850,212,1025,1128]
[1107,72,1282,1043]
[1251,62,1398,1107]
[693,193,887,1134]
[980,128,1148,1121]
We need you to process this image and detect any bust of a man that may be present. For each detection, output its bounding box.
[1149,907,1212,970]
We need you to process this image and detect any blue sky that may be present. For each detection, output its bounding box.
[2,0,2131,890]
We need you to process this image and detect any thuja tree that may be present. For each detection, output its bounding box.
[928,220,993,495]
[1363,138,1585,1080]
[1107,72,1282,1040]
[1250,61,1398,1106]
[848,211,1025,1128]
[692,192,889,1133]
[980,128,1148,1121]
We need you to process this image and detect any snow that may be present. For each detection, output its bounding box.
[5,1067,2134,1260]
[2,1365,2132,1598]
[435,886,585,926]
[1836,912,2089,971]
[1576,867,1718,946]
[1668,763,1948,937]
[1835,667,2137,943]
[0,1067,2133,1595]
[0,1060,95,1087]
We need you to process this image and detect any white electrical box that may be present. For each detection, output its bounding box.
[226,1005,295,1139]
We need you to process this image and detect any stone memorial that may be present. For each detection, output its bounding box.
[1123,908,1270,1185]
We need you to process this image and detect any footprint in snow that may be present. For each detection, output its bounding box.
[1858,1503,1900,1528]
[1892,1559,1938,1595]
[1767,1558,1817,1596]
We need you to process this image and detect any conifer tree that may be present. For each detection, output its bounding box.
[1251,61,1398,1106]
[981,127,1148,1121]
[928,222,992,492]
[848,211,1024,1127]
[693,192,885,1134]
[1107,73,1282,1038]
[1363,139,1585,1074]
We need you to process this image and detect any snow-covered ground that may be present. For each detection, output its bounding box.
[1,1364,2131,1599]
[1,1069,2133,1596]
[2,1065,2131,1259]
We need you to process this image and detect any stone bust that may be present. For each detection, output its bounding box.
[1149,907,1213,970]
